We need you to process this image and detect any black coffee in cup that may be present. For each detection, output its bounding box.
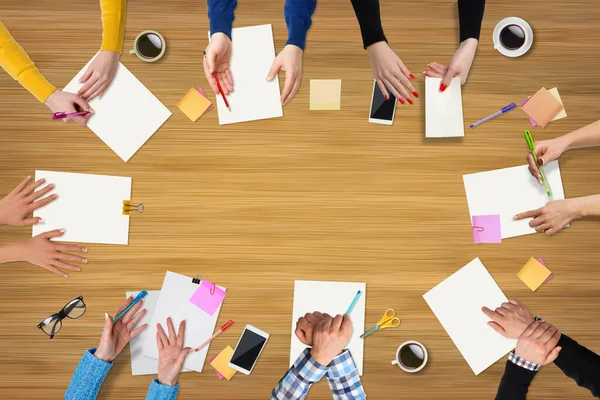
[500,25,526,50]
[136,33,163,59]
[399,343,426,369]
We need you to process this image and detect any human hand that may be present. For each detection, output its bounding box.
[45,90,92,126]
[95,296,148,362]
[203,33,233,95]
[514,198,583,236]
[425,38,478,92]
[526,138,569,183]
[366,41,417,105]
[0,176,56,226]
[515,320,562,366]
[295,312,332,346]
[13,229,87,278]
[267,45,303,105]
[157,318,191,386]
[77,50,120,101]
[310,314,352,366]
[482,298,535,339]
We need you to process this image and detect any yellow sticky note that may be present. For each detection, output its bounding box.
[310,79,341,110]
[210,346,237,380]
[177,88,212,122]
[548,87,567,121]
[517,257,552,291]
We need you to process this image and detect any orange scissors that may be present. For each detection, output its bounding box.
[360,309,400,338]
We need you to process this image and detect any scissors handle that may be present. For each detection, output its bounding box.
[377,308,396,325]
[380,317,401,329]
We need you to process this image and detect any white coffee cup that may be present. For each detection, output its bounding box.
[391,341,428,373]
[493,17,533,58]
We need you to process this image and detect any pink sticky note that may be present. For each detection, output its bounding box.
[209,355,225,379]
[537,258,553,283]
[189,280,227,316]
[197,88,213,112]
[521,97,538,127]
[472,215,502,244]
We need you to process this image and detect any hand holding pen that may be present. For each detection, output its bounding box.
[45,91,92,126]
[203,33,234,96]
[525,137,569,183]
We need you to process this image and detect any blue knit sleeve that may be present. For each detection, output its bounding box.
[145,379,180,400]
[64,349,112,400]
[284,0,317,50]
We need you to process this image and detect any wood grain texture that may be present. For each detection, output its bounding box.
[1,0,600,399]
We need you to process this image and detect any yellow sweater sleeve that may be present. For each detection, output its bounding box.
[100,0,127,53]
[0,22,56,103]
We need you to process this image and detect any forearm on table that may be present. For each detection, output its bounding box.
[457,0,486,42]
[0,242,23,264]
[284,0,317,50]
[574,194,600,218]
[100,0,127,53]
[349,0,387,49]
[562,120,600,151]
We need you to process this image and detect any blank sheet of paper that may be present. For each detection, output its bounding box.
[209,24,283,125]
[425,77,464,138]
[423,258,517,375]
[463,161,565,239]
[291,280,366,375]
[143,271,225,372]
[32,170,131,245]
[64,55,171,162]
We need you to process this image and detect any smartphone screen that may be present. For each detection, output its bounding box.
[230,329,267,371]
[370,84,396,121]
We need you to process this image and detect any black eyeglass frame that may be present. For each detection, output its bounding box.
[37,296,87,339]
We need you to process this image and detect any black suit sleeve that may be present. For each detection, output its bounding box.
[349,0,387,49]
[458,0,485,42]
[494,359,537,400]
[554,334,600,397]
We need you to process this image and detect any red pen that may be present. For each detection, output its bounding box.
[194,319,234,352]
[52,111,90,120]
[212,72,230,111]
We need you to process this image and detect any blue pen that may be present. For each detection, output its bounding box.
[102,290,147,331]
[470,103,516,128]
[345,290,362,314]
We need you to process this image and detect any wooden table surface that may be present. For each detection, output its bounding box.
[1,1,600,399]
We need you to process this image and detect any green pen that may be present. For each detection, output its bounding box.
[524,130,552,196]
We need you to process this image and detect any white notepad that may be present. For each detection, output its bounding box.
[463,161,565,239]
[209,24,283,125]
[127,290,191,376]
[290,280,366,375]
[142,271,225,372]
[32,170,131,245]
[423,258,517,375]
[64,55,171,162]
[425,77,464,138]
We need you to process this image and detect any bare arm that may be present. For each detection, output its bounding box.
[562,120,600,152]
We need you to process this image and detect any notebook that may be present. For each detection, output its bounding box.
[142,271,226,372]
[208,24,283,125]
[32,170,131,245]
[64,54,171,162]
[423,258,517,375]
[463,161,565,239]
[425,77,464,138]
[291,280,366,375]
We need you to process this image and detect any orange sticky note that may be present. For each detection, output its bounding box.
[517,257,552,291]
[210,346,237,380]
[177,88,212,122]
[521,88,563,128]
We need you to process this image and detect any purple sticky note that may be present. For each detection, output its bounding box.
[537,258,553,283]
[521,97,538,127]
[197,88,213,112]
[209,355,225,379]
[189,280,227,316]
[472,214,502,244]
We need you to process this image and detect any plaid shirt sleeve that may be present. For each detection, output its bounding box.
[326,350,367,400]
[270,348,328,400]
[508,316,543,372]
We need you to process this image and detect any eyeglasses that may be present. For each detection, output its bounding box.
[37,296,86,339]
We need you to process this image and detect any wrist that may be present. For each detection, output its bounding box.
[310,349,333,366]
[158,377,177,386]
[574,195,600,218]
[94,348,112,363]
[0,242,26,263]
[44,90,58,106]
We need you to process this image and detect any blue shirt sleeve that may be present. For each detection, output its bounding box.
[207,0,237,39]
[64,349,112,400]
[284,0,317,50]
[145,379,180,400]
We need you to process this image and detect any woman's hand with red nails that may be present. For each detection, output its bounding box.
[425,38,478,91]
[366,41,417,104]
[0,176,57,226]
[526,138,568,182]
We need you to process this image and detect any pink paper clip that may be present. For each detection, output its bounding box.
[472,226,485,232]
[210,282,216,295]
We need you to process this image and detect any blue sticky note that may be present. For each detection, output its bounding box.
[472,215,502,244]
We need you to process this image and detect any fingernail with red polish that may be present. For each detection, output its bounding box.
[409,74,416,80]
[399,98,405,105]
[412,91,419,98]
[385,95,389,101]
[439,83,447,92]
[407,98,413,105]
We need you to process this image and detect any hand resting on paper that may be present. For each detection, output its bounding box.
[77,50,120,101]
[0,175,56,226]
[366,41,417,105]
[44,90,92,126]
[295,311,333,345]
[310,314,353,366]
[156,317,192,386]
[203,33,234,95]
[514,198,585,236]
[482,298,535,339]
[267,44,303,105]
[425,38,478,92]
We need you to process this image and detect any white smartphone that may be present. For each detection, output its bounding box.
[368,80,397,125]
[228,324,270,375]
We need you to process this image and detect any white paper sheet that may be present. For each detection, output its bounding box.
[142,271,225,372]
[32,170,130,245]
[209,24,283,125]
[127,290,191,376]
[425,77,464,138]
[423,258,517,375]
[291,280,366,375]
[64,55,171,162]
[463,161,566,239]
